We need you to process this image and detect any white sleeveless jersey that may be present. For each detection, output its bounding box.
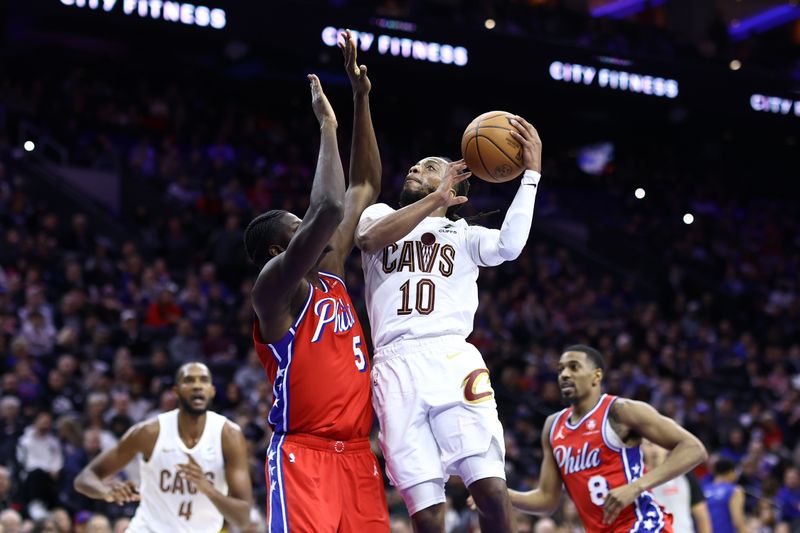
[127,409,229,533]
[359,203,499,350]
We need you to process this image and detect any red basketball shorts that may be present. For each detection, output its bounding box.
[266,432,389,533]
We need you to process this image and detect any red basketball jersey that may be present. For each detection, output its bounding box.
[253,272,373,440]
[549,394,672,533]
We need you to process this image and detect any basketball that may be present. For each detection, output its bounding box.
[461,111,525,183]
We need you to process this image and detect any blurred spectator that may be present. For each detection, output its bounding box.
[777,467,800,528]
[0,465,12,509]
[16,412,63,512]
[703,459,747,533]
[84,515,110,533]
[167,320,202,364]
[0,396,23,466]
[0,509,22,533]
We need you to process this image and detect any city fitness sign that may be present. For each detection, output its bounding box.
[321,26,468,67]
[548,60,678,99]
[58,0,226,30]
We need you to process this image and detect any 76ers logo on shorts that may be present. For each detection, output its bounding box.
[311,297,356,342]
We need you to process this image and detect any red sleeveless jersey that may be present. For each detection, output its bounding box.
[549,394,673,533]
[252,272,373,440]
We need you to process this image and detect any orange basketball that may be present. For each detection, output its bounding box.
[460,111,525,183]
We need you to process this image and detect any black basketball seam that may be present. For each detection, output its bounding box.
[466,136,489,180]
[477,111,511,121]
[478,133,520,170]
[472,125,514,130]
[474,116,496,182]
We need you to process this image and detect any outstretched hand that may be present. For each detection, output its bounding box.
[433,159,471,208]
[308,74,337,128]
[338,30,371,95]
[508,115,542,173]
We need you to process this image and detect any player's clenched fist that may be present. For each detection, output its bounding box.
[103,480,140,506]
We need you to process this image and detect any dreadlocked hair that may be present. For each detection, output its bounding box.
[453,209,501,225]
[243,210,288,268]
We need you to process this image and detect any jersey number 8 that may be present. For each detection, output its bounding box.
[588,475,609,506]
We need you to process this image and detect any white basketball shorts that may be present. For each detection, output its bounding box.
[371,335,506,491]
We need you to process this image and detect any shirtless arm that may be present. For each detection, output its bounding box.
[603,399,708,524]
[508,415,563,515]
[251,76,345,342]
[320,30,380,276]
[74,420,158,504]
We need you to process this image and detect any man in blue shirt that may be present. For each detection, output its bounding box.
[777,466,800,526]
[703,458,747,533]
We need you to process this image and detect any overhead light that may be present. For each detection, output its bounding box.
[729,59,742,70]
[683,213,694,225]
[634,188,646,199]
[484,18,496,29]
[24,141,35,152]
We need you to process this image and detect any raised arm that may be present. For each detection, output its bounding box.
[602,399,708,524]
[321,30,380,275]
[74,420,157,503]
[355,160,471,254]
[177,421,253,529]
[466,116,542,267]
[251,75,345,341]
[508,415,563,515]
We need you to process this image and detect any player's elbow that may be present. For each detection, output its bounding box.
[497,244,522,263]
[73,471,88,495]
[355,229,382,254]
[317,198,345,225]
[686,433,708,463]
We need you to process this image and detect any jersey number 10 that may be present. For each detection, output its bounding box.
[397,279,436,316]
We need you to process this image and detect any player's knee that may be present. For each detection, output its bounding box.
[411,504,445,532]
[468,477,510,517]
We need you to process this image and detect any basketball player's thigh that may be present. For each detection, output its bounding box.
[372,353,444,489]
[267,441,338,533]
[428,345,505,469]
[337,450,390,532]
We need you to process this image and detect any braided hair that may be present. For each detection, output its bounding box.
[243,210,289,269]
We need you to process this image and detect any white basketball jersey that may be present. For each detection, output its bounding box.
[127,409,229,533]
[360,203,499,350]
[651,475,695,533]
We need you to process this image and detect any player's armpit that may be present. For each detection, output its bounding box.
[320,182,380,276]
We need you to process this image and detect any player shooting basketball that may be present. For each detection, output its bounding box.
[354,115,542,532]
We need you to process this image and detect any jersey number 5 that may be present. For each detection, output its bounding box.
[353,336,367,372]
[397,279,436,316]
